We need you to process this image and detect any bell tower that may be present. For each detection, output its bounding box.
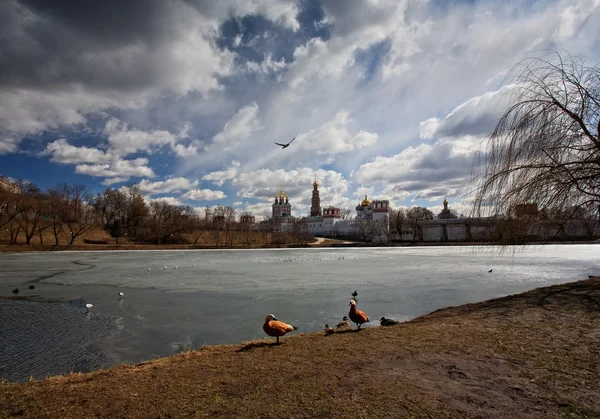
[310,178,322,217]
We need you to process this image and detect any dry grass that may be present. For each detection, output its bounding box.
[1,277,599,418]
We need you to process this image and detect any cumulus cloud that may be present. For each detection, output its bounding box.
[297,110,378,154]
[202,161,240,186]
[137,177,199,195]
[419,85,515,140]
[75,158,155,183]
[180,189,227,201]
[105,118,179,156]
[42,139,113,164]
[212,103,262,144]
[0,137,20,155]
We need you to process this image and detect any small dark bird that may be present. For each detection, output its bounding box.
[324,324,334,335]
[29,285,35,290]
[488,269,493,273]
[336,316,350,329]
[379,317,400,326]
[12,288,19,294]
[274,137,296,149]
[351,290,358,297]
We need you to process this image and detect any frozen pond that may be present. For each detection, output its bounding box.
[1,244,599,381]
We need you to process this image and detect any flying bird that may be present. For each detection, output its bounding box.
[348,300,370,330]
[263,314,298,345]
[488,269,493,273]
[274,137,296,149]
[119,292,125,297]
[29,285,35,290]
[379,317,400,326]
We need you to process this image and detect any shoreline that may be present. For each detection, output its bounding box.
[1,276,599,418]
[1,239,597,253]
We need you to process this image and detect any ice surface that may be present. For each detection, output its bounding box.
[1,245,598,381]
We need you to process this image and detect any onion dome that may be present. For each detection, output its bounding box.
[361,194,371,207]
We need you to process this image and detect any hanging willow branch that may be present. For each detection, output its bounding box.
[471,50,600,223]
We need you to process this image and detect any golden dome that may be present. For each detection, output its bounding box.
[443,198,448,205]
[361,194,371,207]
[313,180,319,187]
[279,187,284,200]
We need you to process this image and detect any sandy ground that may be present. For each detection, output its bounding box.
[0,276,598,418]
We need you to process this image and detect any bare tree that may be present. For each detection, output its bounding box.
[472,51,600,229]
[389,208,407,241]
[406,207,434,242]
[63,185,97,245]
[354,218,375,243]
[340,208,353,220]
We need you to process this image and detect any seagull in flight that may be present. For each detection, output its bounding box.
[274,137,296,149]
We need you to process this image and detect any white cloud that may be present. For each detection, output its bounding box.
[173,141,203,157]
[0,137,19,155]
[42,139,113,164]
[212,103,262,144]
[246,54,287,74]
[105,118,179,156]
[137,177,199,195]
[202,161,240,186]
[297,110,378,154]
[180,189,227,201]
[420,85,515,140]
[75,158,155,182]
[150,196,184,207]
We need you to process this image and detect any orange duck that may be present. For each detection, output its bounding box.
[263,314,298,344]
[348,300,370,329]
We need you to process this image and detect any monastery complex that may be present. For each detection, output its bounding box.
[260,179,598,243]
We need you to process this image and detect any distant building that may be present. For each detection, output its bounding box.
[437,198,457,219]
[271,187,295,232]
[303,181,389,241]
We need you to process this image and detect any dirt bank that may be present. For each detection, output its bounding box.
[1,277,599,418]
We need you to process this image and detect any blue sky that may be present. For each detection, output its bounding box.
[1,0,599,219]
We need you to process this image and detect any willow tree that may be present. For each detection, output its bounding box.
[472,51,600,228]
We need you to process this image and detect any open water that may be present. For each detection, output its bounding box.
[1,245,599,382]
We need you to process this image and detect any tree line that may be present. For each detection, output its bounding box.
[0,179,302,247]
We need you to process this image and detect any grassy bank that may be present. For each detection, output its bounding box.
[1,277,599,418]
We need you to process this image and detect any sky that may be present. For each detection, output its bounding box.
[1,0,599,220]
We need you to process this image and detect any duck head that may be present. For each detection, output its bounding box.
[264,314,277,322]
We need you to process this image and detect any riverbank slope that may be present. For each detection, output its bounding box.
[1,277,599,418]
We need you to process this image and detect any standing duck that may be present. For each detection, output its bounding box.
[263,314,298,345]
[348,300,370,330]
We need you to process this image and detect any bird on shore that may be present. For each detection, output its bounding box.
[263,314,298,345]
[324,324,335,335]
[348,300,370,330]
[488,269,493,273]
[336,316,350,329]
[29,285,35,290]
[85,303,93,309]
[274,137,296,149]
[12,288,19,294]
[379,317,400,326]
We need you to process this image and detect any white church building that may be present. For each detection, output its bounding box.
[304,180,389,241]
